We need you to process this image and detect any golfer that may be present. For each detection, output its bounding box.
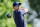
[13,1,28,27]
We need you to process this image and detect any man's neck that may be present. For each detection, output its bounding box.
[14,9,19,11]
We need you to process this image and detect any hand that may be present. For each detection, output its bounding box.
[25,8,29,13]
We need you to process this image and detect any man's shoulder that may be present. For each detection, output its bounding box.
[14,9,23,13]
[18,9,23,11]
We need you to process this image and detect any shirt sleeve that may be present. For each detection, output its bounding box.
[19,9,26,15]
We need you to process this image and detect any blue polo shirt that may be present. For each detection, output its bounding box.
[13,9,27,27]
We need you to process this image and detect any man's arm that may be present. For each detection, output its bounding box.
[19,8,28,15]
[20,8,29,13]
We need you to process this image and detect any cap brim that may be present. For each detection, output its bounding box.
[18,3,21,5]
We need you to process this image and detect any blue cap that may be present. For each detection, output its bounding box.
[13,1,21,7]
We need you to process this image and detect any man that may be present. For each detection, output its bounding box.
[13,1,28,27]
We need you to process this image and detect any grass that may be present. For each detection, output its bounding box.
[0,17,32,27]
[0,0,32,27]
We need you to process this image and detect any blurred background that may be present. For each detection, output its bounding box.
[0,0,40,27]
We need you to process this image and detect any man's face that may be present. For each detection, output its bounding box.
[13,6,20,11]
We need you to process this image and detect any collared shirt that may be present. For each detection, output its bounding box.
[13,9,27,27]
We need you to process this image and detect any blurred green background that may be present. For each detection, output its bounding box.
[0,0,32,27]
